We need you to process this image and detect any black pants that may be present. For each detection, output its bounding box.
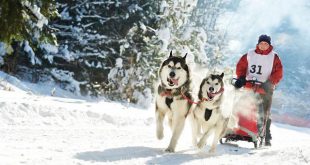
[258,91,273,142]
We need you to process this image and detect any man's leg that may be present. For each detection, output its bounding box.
[265,118,272,146]
[262,91,273,146]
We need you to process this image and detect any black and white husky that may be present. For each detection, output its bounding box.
[155,51,192,152]
[190,73,231,153]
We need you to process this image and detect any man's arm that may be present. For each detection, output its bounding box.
[236,54,248,78]
[269,54,283,85]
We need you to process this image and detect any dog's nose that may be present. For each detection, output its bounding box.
[169,72,176,78]
[209,87,214,92]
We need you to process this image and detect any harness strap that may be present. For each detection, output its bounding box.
[160,90,172,97]
[181,92,201,105]
[160,87,224,118]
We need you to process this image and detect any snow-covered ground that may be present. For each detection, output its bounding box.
[1,72,310,165]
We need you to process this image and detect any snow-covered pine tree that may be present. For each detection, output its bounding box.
[155,0,199,59]
[0,0,57,74]
[53,0,161,101]
[107,23,160,107]
[104,1,161,107]
[189,0,227,68]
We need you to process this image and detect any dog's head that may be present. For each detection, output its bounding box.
[159,51,189,89]
[199,73,224,100]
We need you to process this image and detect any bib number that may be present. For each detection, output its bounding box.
[250,65,262,75]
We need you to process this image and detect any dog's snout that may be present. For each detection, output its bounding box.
[209,87,214,92]
[169,72,176,78]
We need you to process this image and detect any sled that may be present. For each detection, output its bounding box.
[220,78,267,148]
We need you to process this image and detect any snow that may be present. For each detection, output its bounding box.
[23,41,42,65]
[22,1,48,29]
[115,58,123,68]
[0,42,6,56]
[60,7,72,20]
[128,4,143,13]
[59,45,75,61]
[50,69,85,95]
[1,72,310,165]
[157,27,171,53]
[40,44,58,54]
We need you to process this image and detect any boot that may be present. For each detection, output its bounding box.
[265,118,272,146]
[265,141,271,146]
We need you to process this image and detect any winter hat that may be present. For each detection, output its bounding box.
[258,34,271,45]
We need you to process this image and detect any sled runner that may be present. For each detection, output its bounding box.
[220,78,268,148]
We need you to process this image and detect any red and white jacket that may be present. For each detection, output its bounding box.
[236,45,283,94]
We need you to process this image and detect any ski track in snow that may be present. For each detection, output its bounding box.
[1,90,310,165]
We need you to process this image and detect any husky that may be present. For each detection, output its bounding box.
[190,73,231,153]
[155,51,192,152]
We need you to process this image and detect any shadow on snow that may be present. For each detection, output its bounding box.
[74,144,253,164]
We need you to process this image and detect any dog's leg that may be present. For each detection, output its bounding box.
[197,128,214,149]
[209,125,223,153]
[165,116,185,152]
[168,115,173,131]
[189,113,199,147]
[155,108,165,140]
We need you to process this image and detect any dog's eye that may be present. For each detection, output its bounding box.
[176,67,181,69]
[215,83,219,85]
[206,81,210,84]
[168,65,172,68]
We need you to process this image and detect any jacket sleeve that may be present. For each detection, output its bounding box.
[236,54,248,78]
[269,54,283,85]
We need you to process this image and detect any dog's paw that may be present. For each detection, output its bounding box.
[208,148,216,154]
[156,131,164,140]
[164,147,175,153]
[192,140,198,148]
[197,140,206,149]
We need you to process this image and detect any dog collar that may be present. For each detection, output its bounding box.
[160,89,172,97]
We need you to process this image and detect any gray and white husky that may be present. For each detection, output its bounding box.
[190,73,231,153]
[155,51,192,152]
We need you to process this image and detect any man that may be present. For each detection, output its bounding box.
[234,34,283,146]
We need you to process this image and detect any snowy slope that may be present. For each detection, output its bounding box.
[1,74,310,165]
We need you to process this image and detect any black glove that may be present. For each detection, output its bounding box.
[234,76,246,88]
[261,80,273,93]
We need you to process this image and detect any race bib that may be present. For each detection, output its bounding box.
[246,49,275,82]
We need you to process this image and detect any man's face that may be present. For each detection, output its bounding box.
[258,41,270,51]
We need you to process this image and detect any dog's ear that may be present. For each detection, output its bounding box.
[169,51,173,58]
[220,72,224,78]
[182,53,187,60]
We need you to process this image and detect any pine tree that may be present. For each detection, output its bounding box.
[107,22,161,106]
[104,1,162,106]
[189,0,227,68]
[0,0,57,48]
[0,0,57,73]
[149,0,217,72]
[52,0,162,101]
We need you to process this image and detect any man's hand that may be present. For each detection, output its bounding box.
[234,76,246,88]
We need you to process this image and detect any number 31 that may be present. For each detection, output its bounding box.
[250,65,262,75]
